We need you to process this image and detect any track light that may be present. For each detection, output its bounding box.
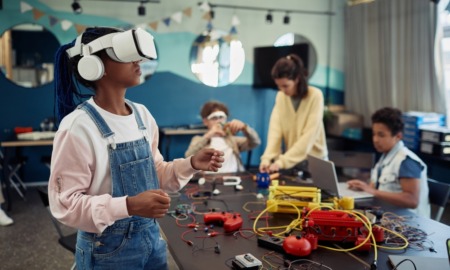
[138,1,146,16]
[266,10,273,24]
[283,12,290,24]
[71,0,82,14]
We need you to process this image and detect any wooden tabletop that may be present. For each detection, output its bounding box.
[1,139,54,147]
[160,128,207,136]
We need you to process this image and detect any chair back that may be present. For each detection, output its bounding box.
[427,178,450,222]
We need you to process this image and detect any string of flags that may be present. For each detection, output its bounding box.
[18,1,240,36]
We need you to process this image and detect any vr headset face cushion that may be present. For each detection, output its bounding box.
[105,48,121,62]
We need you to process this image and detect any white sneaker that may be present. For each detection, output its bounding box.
[0,209,13,226]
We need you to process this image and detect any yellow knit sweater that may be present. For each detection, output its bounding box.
[260,86,328,169]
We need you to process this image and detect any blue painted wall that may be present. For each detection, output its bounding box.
[0,0,346,183]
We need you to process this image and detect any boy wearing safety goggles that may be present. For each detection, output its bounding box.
[185,101,261,173]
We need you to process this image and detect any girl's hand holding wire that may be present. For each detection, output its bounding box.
[126,189,171,218]
[191,148,224,172]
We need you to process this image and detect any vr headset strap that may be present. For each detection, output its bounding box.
[66,33,116,58]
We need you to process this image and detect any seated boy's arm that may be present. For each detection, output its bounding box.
[236,125,261,152]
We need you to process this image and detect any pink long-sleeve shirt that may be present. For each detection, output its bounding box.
[48,99,197,233]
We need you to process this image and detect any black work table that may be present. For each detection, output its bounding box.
[159,173,450,270]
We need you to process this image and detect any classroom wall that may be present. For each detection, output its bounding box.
[0,0,346,183]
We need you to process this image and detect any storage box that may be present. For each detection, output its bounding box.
[325,112,363,139]
[402,111,445,126]
[419,141,450,156]
[420,126,450,144]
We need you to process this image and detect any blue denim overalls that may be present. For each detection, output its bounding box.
[75,101,167,270]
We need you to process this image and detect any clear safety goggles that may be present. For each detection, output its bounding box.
[66,28,157,62]
[207,111,227,122]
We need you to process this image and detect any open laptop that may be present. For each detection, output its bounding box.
[388,255,448,270]
[307,155,374,200]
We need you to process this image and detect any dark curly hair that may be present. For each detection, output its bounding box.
[271,54,308,99]
[200,100,229,119]
[371,107,404,136]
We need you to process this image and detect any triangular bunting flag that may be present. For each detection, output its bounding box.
[199,1,211,12]
[32,8,45,20]
[136,23,148,30]
[223,35,233,43]
[202,12,211,21]
[171,12,182,24]
[206,21,213,32]
[149,21,158,31]
[75,24,87,34]
[162,17,171,27]
[229,26,237,35]
[231,15,240,26]
[183,7,192,17]
[49,16,59,27]
[61,20,73,31]
[20,2,33,13]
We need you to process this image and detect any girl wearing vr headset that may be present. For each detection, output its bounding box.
[48,27,224,269]
[259,54,328,173]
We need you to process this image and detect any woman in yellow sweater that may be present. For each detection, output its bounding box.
[259,54,328,173]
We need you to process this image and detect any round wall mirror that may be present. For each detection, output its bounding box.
[274,33,318,78]
[190,29,245,87]
[0,23,60,88]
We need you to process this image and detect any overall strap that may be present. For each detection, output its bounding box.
[78,102,115,138]
[126,100,146,131]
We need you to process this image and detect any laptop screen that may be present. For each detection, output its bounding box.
[307,155,374,200]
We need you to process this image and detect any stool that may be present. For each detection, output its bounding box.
[0,151,27,201]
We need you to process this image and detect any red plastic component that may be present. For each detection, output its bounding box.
[304,233,318,250]
[305,210,364,242]
[372,226,384,242]
[355,236,371,251]
[283,235,312,257]
[203,212,243,232]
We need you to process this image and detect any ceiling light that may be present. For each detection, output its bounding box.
[283,12,290,24]
[138,1,146,16]
[266,11,273,24]
[71,0,82,14]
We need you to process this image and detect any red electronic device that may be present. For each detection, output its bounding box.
[203,211,243,232]
[283,235,315,257]
[303,210,384,250]
[258,209,384,257]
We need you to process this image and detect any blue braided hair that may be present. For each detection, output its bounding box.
[53,27,123,124]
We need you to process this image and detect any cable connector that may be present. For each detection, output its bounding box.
[370,260,377,270]
[208,231,219,237]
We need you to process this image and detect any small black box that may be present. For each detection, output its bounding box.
[420,141,450,156]
[420,126,450,144]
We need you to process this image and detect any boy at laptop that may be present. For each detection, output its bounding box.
[346,107,430,218]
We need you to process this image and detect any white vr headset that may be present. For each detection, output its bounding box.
[66,28,157,81]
